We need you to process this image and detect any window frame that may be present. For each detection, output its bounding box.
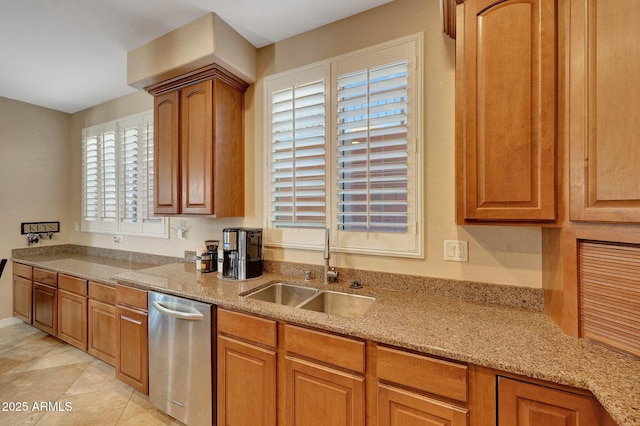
[263,34,423,258]
[81,111,168,238]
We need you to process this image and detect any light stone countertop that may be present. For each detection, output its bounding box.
[11,251,640,425]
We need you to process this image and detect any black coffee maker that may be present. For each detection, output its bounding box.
[222,228,262,279]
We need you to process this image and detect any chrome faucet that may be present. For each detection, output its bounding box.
[323,228,337,285]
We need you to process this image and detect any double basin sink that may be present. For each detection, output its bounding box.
[244,283,375,318]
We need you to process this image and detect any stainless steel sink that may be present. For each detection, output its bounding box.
[245,283,319,306]
[298,291,376,318]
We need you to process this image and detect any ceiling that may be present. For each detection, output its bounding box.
[0,0,392,114]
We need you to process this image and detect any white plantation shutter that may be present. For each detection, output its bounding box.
[101,131,117,223]
[83,136,99,221]
[336,61,409,233]
[264,35,422,257]
[271,80,327,228]
[120,125,139,223]
[82,112,166,237]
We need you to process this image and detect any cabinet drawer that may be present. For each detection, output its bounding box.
[218,309,277,348]
[59,274,88,296]
[13,262,32,279]
[376,346,468,403]
[284,324,365,373]
[34,268,57,286]
[116,285,147,311]
[89,282,116,305]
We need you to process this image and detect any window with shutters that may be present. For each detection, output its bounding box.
[81,111,167,237]
[264,35,423,257]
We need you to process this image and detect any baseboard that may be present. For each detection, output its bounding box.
[0,317,23,329]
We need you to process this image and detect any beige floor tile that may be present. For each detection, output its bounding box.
[37,386,133,426]
[117,392,184,426]
[64,359,131,397]
[0,363,91,425]
[0,363,91,402]
[27,344,95,372]
[0,335,64,376]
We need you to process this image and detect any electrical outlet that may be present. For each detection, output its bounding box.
[113,235,124,243]
[444,240,469,262]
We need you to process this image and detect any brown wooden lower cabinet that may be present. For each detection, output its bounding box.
[115,305,148,394]
[115,285,149,395]
[217,309,277,426]
[378,384,468,426]
[88,299,116,366]
[32,282,57,335]
[57,289,88,350]
[285,355,365,426]
[12,274,32,323]
[498,376,602,425]
[217,335,276,426]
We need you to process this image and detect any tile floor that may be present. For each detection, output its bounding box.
[0,322,183,425]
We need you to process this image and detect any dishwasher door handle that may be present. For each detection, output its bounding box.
[152,301,205,321]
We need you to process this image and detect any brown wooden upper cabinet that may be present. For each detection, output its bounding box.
[569,0,640,224]
[456,0,557,223]
[148,65,248,216]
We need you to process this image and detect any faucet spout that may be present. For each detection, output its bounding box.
[323,228,330,285]
[324,228,331,260]
[323,229,338,285]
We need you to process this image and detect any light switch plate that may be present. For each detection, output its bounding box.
[444,240,469,262]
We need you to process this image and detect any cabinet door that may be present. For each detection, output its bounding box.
[217,335,276,426]
[57,289,88,351]
[569,0,640,223]
[498,377,601,425]
[378,384,468,426]
[154,90,180,214]
[116,305,148,394]
[12,275,32,324]
[285,356,364,426]
[181,80,214,215]
[88,299,116,366]
[458,0,556,222]
[33,283,57,335]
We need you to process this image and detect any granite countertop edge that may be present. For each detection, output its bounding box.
[11,251,639,426]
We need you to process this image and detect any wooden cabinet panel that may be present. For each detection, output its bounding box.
[285,356,365,426]
[181,80,214,214]
[58,274,88,296]
[33,282,57,335]
[13,274,32,323]
[154,90,180,214]
[88,299,116,366]
[58,289,88,351]
[13,262,32,279]
[116,285,148,310]
[284,325,365,373]
[88,281,116,305]
[34,268,57,287]
[569,0,640,223]
[457,0,556,222]
[218,309,277,348]
[116,305,148,394]
[212,78,245,217]
[378,384,468,426]
[498,377,601,425]
[217,335,276,426]
[376,346,468,403]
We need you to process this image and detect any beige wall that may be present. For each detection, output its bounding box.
[253,0,543,288]
[0,97,71,320]
[67,0,541,288]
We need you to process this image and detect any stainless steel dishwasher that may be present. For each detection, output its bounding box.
[148,291,213,426]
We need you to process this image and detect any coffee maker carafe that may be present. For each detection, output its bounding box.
[222,228,263,280]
